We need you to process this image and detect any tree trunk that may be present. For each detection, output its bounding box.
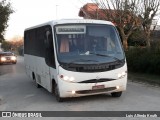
[145,32,151,48]
[143,27,151,48]
[118,28,129,51]
[146,37,151,48]
[121,35,128,51]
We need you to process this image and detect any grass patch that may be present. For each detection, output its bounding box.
[128,72,160,86]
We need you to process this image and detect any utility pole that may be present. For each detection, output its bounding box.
[56,5,58,20]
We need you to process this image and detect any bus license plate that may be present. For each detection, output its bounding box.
[92,85,105,90]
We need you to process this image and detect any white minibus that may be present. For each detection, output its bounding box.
[24,19,127,102]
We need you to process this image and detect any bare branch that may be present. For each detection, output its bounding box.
[138,0,160,47]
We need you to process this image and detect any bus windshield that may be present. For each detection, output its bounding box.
[55,24,124,65]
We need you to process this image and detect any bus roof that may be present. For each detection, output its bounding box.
[24,19,114,31]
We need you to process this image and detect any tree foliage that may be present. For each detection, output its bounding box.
[91,0,160,49]
[1,36,23,51]
[0,0,14,42]
[91,0,141,50]
[9,36,23,51]
[1,40,11,51]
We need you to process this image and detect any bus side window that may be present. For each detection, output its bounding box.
[45,27,56,68]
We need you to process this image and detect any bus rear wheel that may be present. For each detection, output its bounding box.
[35,81,41,88]
[54,83,63,102]
[111,91,122,97]
[32,73,41,88]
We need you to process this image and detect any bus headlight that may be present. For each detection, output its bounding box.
[11,56,16,60]
[118,71,127,79]
[1,57,6,61]
[60,75,75,82]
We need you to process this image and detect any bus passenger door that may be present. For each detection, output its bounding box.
[44,27,56,92]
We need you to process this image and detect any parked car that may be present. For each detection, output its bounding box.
[0,52,17,64]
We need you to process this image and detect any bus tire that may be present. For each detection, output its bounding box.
[35,81,41,88]
[111,91,122,97]
[12,62,17,64]
[54,83,63,102]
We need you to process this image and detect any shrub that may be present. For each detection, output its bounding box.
[126,44,160,75]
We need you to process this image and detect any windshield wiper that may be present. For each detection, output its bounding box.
[68,59,98,66]
[89,52,123,63]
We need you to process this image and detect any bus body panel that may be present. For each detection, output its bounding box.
[24,54,52,92]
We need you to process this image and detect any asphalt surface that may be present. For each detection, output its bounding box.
[0,56,160,120]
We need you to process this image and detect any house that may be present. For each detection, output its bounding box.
[78,3,139,26]
[78,3,107,20]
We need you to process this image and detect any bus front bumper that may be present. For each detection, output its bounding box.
[58,77,127,98]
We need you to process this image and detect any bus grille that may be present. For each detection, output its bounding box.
[78,78,116,83]
[76,87,116,94]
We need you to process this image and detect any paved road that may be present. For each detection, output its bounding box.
[0,57,160,119]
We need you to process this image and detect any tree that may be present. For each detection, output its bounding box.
[0,0,14,42]
[9,36,23,51]
[128,28,146,46]
[1,40,11,51]
[138,0,160,48]
[91,0,141,50]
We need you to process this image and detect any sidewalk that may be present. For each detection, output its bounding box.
[128,72,160,87]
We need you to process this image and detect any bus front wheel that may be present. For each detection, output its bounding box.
[111,91,122,97]
[54,83,63,102]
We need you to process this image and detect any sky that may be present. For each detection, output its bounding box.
[4,0,160,40]
[4,0,92,40]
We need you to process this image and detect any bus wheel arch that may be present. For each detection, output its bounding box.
[52,79,63,102]
[52,79,56,93]
[32,72,41,88]
[32,72,35,80]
